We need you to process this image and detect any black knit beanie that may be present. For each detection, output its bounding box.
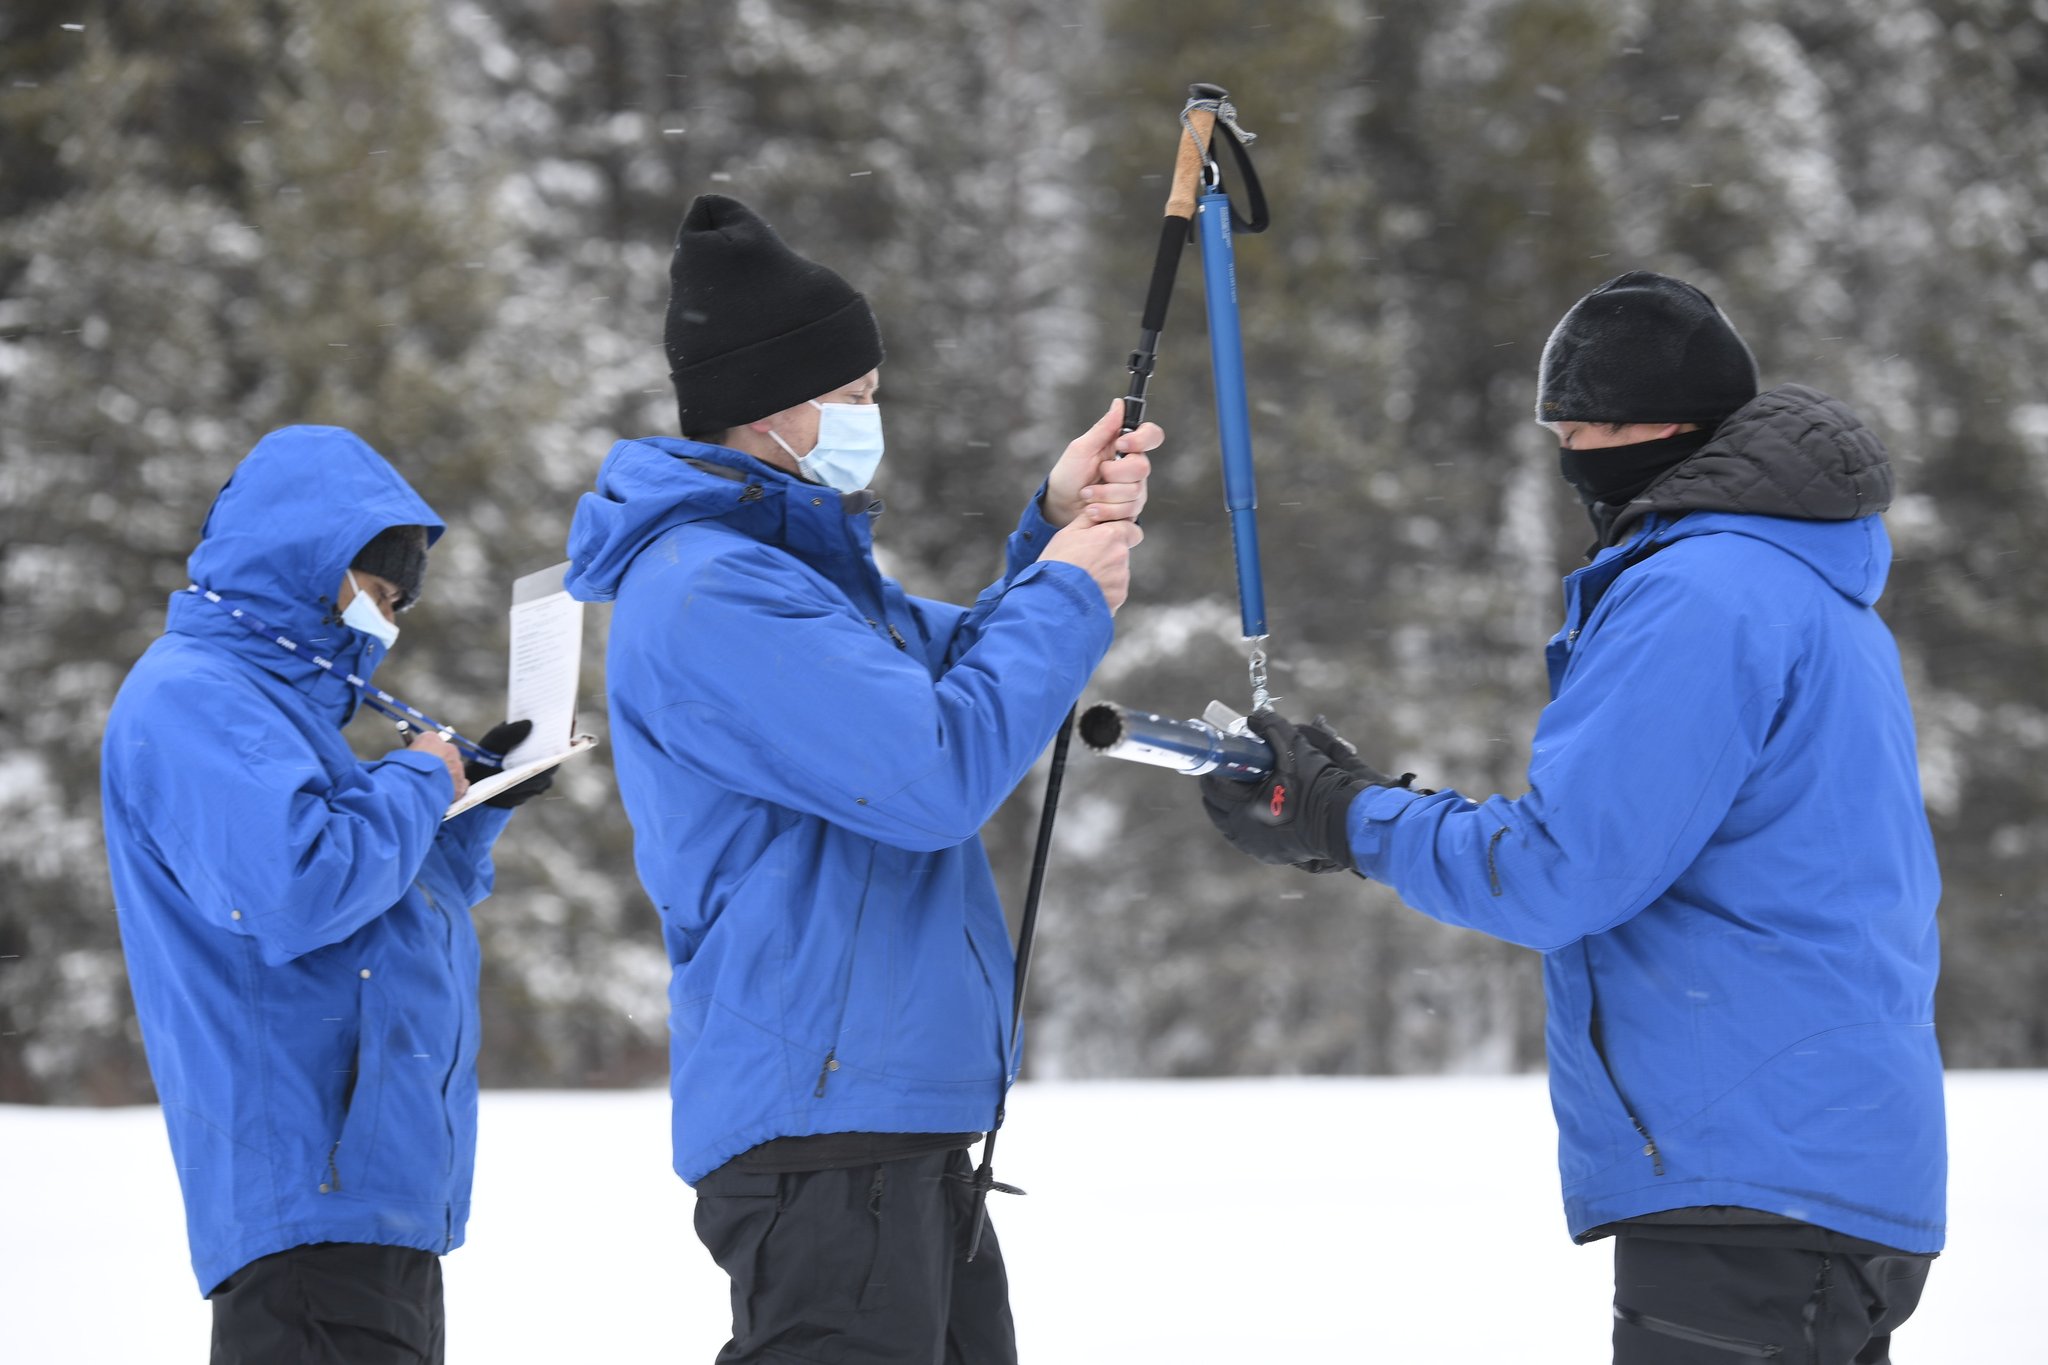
[1536,271,1759,427]
[350,524,429,610]
[665,194,884,439]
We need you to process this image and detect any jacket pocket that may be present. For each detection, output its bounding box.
[325,974,383,1194]
[1589,999,1665,1177]
[321,1034,360,1194]
[418,879,479,1181]
[812,851,878,1099]
[1547,945,1659,1184]
[963,919,1014,1080]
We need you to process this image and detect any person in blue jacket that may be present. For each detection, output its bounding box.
[1200,273,1944,1364]
[564,194,1157,1364]
[100,425,551,1363]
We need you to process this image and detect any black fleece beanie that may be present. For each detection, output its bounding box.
[1535,271,1759,427]
[350,525,429,610]
[664,194,884,439]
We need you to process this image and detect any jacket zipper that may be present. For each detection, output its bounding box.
[1590,1003,1665,1176]
[849,532,910,654]
[814,851,877,1098]
[417,880,463,1182]
[418,879,467,1250]
[1633,1119,1666,1176]
[322,991,366,1193]
[815,521,914,1097]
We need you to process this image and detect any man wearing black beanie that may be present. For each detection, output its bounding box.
[1196,271,1943,1364]
[1537,270,1768,549]
[566,194,1162,1364]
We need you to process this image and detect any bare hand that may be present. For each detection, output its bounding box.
[407,732,470,802]
[1042,399,1160,528]
[1041,519,1144,614]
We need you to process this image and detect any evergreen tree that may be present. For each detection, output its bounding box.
[4,0,2043,1103]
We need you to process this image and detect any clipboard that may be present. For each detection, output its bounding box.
[446,733,596,818]
[444,561,599,819]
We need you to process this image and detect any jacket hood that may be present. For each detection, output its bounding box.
[170,425,443,713]
[1609,384,1892,538]
[1599,384,1898,604]
[565,436,868,604]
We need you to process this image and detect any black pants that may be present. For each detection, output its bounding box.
[209,1242,445,1365]
[692,1146,1018,1365]
[1613,1234,1932,1364]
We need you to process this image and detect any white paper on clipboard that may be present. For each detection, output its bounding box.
[444,561,597,819]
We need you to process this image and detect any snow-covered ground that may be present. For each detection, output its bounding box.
[5,1073,2035,1361]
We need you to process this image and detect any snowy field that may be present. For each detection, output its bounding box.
[4,1073,2037,1362]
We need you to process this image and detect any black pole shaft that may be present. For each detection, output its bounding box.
[966,94,1219,1264]
[966,394,1147,1265]
[994,268,1166,1115]
[1009,706,1075,1060]
[963,707,1072,1263]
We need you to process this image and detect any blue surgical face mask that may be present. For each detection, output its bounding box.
[342,569,400,650]
[771,400,885,494]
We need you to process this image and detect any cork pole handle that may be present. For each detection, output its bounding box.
[1165,102,1219,220]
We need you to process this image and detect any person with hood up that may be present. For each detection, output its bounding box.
[101,425,552,1363]
[1197,272,1944,1364]
[563,194,1157,1364]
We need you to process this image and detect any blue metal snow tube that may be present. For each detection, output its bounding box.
[1197,187,1269,641]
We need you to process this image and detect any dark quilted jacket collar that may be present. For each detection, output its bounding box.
[1602,384,1893,546]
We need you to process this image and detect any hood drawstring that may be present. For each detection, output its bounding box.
[187,586,501,766]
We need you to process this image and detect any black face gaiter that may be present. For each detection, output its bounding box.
[1557,428,1714,509]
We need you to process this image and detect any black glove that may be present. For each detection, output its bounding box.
[1302,717,1432,798]
[1199,711,1408,874]
[1298,716,1413,790]
[463,719,556,810]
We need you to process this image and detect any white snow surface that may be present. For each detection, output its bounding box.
[5,1073,2036,1361]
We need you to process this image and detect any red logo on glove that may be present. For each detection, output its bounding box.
[1269,783,1287,818]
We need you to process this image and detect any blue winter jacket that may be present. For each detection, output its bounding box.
[101,426,513,1295]
[1348,387,1945,1253]
[564,439,1113,1183]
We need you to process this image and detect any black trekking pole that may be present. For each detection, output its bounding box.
[962,83,1267,1262]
